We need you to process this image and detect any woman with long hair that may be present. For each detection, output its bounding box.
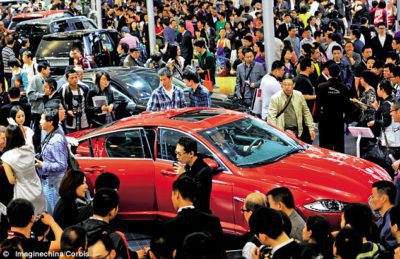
[9,105,33,147]
[165,44,185,79]
[53,169,89,229]
[1,125,44,215]
[280,47,296,75]
[86,71,115,128]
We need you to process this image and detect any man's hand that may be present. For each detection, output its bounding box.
[67,110,75,117]
[197,68,204,74]
[173,162,185,174]
[250,83,256,88]
[367,120,375,127]
[251,247,260,259]
[393,160,400,171]
[309,129,316,141]
[35,160,43,168]
[40,212,55,226]
[108,104,114,113]
[101,105,108,112]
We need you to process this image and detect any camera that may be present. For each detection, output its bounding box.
[73,106,82,118]
[244,80,250,88]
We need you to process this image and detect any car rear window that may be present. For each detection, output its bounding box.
[36,39,81,57]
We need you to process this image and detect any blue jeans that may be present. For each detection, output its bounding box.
[41,175,64,215]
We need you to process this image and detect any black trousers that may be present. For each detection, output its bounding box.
[31,113,42,153]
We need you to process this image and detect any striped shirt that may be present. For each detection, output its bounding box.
[146,84,187,112]
[2,46,15,74]
[188,84,211,107]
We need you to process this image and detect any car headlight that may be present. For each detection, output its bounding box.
[303,200,346,213]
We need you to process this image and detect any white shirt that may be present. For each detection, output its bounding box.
[164,87,174,100]
[260,74,282,120]
[22,62,38,82]
[309,1,320,15]
[379,34,386,47]
[177,205,195,213]
[326,41,342,60]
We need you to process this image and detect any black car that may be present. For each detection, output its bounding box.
[57,67,246,114]
[36,29,120,75]
[16,16,97,52]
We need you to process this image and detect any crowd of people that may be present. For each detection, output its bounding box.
[0,0,400,258]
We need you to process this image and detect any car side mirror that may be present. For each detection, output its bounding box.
[203,158,219,171]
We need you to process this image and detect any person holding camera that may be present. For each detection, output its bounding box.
[234,48,265,107]
[4,199,63,253]
[1,125,45,215]
[62,68,89,133]
[145,51,166,70]
[35,108,68,215]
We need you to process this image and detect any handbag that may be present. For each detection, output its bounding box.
[203,70,213,92]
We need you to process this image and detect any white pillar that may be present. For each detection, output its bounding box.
[96,0,102,28]
[146,0,157,55]
[262,0,275,73]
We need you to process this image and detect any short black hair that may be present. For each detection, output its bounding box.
[119,42,129,53]
[45,77,57,91]
[183,232,220,258]
[37,61,50,73]
[352,29,361,39]
[306,215,331,246]
[95,172,120,191]
[328,64,341,78]
[343,203,375,238]
[299,58,313,72]
[8,86,20,99]
[193,39,206,48]
[172,175,197,201]
[150,236,173,259]
[8,58,21,68]
[61,226,88,253]
[59,169,86,200]
[177,137,197,155]
[271,60,284,72]
[266,187,295,209]
[6,37,14,45]
[361,71,378,87]
[362,45,372,53]
[23,50,33,59]
[93,188,119,217]
[372,180,396,205]
[182,69,200,83]
[65,68,77,79]
[7,199,34,228]
[88,234,115,253]
[332,45,342,53]
[242,47,254,55]
[249,207,284,239]
[334,227,363,259]
[387,51,399,63]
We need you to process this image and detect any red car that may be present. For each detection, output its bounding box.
[70,108,391,235]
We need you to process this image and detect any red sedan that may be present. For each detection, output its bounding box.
[70,108,391,235]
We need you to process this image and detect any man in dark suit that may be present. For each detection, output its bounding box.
[0,87,31,126]
[163,176,224,259]
[276,13,292,40]
[177,23,193,68]
[315,60,335,87]
[205,5,218,29]
[175,137,212,214]
[371,22,393,61]
[249,207,303,258]
[116,7,127,32]
[360,17,372,46]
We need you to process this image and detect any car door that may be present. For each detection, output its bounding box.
[154,127,235,232]
[82,128,157,220]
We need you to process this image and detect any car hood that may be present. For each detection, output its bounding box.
[240,146,391,204]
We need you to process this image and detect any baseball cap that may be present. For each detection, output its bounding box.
[121,26,130,33]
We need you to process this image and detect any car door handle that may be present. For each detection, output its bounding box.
[161,169,179,176]
[84,167,104,174]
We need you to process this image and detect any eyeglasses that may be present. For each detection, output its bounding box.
[89,251,110,259]
[175,151,187,157]
[241,208,251,213]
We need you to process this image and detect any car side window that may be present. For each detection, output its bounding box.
[101,130,151,159]
[74,21,84,30]
[158,129,213,161]
[83,20,97,30]
[73,139,93,157]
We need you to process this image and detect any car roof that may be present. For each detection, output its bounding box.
[81,108,246,138]
[18,15,92,26]
[12,10,72,20]
[41,29,117,39]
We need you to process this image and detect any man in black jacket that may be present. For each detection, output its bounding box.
[371,22,393,61]
[0,87,31,126]
[163,176,224,259]
[175,137,213,214]
[177,23,193,67]
[315,64,350,153]
[77,188,146,259]
[249,207,302,259]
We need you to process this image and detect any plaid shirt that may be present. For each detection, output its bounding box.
[188,84,212,107]
[146,84,187,112]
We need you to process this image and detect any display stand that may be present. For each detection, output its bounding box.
[348,127,375,158]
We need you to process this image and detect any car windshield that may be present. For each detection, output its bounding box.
[199,117,306,167]
[120,71,188,104]
[36,39,77,57]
